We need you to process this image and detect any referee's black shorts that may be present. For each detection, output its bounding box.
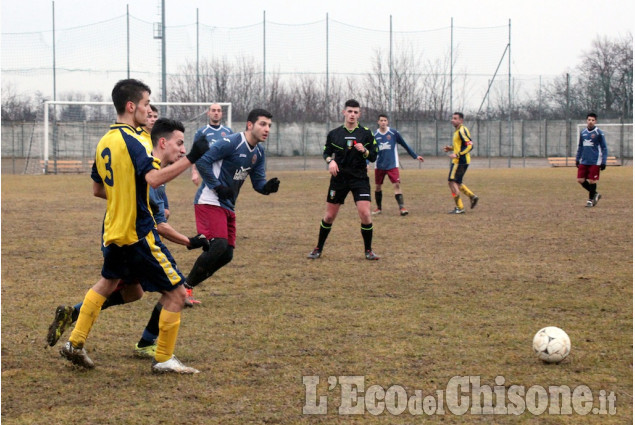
[326,174,372,204]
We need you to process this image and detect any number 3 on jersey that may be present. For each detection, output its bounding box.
[101,147,114,186]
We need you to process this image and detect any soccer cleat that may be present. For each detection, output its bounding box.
[365,250,380,260]
[152,355,200,374]
[586,200,594,207]
[470,195,479,209]
[60,341,94,369]
[47,305,75,347]
[134,343,157,359]
[448,207,466,214]
[307,247,322,259]
[593,193,601,206]
[371,208,382,215]
[399,207,409,216]
[184,288,201,308]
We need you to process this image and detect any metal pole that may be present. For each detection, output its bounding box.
[263,11,266,103]
[389,15,393,118]
[449,18,453,116]
[507,19,512,168]
[52,1,56,102]
[126,4,130,78]
[325,13,329,128]
[161,0,166,102]
[196,8,199,102]
[566,73,571,163]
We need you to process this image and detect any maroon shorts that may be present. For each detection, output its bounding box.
[194,204,237,247]
[577,164,601,181]
[375,168,400,185]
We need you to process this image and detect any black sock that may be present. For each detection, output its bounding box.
[361,223,373,251]
[581,180,591,193]
[138,303,162,347]
[317,220,332,250]
[375,191,383,210]
[187,238,229,287]
[101,290,125,310]
[71,307,80,322]
[589,183,597,200]
[395,193,404,208]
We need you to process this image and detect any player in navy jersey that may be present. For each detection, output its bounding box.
[188,103,233,304]
[191,103,233,186]
[372,114,424,216]
[53,79,209,374]
[184,109,280,295]
[307,99,380,260]
[576,112,608,207]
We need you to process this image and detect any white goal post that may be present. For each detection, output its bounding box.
[42,101,232,163]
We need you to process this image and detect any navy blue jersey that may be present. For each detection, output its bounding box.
[149,185,168,225]
[194,132,268,212]
[193,124,233,148]
[374,127,418,170]
[576,126,608,166]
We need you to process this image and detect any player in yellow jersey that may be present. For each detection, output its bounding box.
[58,79,209,373]
[443,112,479,214]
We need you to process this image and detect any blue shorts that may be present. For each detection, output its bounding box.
[101,229,184,292]
[448,163,469,184]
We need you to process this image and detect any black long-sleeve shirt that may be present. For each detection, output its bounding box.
[323,124,378,179]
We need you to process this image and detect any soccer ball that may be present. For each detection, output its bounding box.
[532,326,571,363]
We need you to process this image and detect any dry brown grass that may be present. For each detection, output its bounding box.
[1,166,632,424]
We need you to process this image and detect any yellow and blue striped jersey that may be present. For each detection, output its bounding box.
[452,124,473,165]
[91,123,160,247]
[137,127,153,154]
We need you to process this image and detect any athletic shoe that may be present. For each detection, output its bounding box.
[152,355,200,374]
[448,207,466,214]
[184,288,201,308]
[586,200,594,207]
[399,207,409,216]
[593,193,601,206]
[307,247,322,259]
[365,250,380,260]
[134,343,157,359]
[371,208,382,215]
[470,196,479,209]
[47,305,75,347]
[60,341,94,369]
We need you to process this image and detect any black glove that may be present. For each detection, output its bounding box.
[215,185,234,200]
[600,164,606,171]
[575,161,580,167]
[187,234,209,251]
[263,177,280,194]
[186,133,209,163]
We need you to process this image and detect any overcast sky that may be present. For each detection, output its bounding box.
[2,0,633,77]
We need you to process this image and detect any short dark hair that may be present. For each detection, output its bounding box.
[112,79,151,115]
[453,112,464,120]
[587,112,598,119]
[378,114,389,120]
[150,104,158,113]
[344,99,360,109]
[151,118,185,147]
[246,108,273,125]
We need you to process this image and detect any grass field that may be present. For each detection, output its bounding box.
[1,166,632,424]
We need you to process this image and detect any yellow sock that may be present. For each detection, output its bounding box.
[453,193,464,209]
[155,309,181,363]
[460,184,475,198]
[69,289,106,348]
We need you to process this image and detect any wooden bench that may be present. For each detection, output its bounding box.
[40,160,94,174]
[548,156,620,167]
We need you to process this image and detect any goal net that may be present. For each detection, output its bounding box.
[575,122,633,164]
[33,101,232,174]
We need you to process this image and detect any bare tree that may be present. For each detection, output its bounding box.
[1,84,38,121]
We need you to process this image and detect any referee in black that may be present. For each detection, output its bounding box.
[307,99,380,260]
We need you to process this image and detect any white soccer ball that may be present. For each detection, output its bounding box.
[532,326,571,363]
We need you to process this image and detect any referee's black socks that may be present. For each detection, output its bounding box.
[317,220,332,249]
[361,223,373,251]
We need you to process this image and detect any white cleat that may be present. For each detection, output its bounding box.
[152,355,200,374]
[60,341,95,369]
